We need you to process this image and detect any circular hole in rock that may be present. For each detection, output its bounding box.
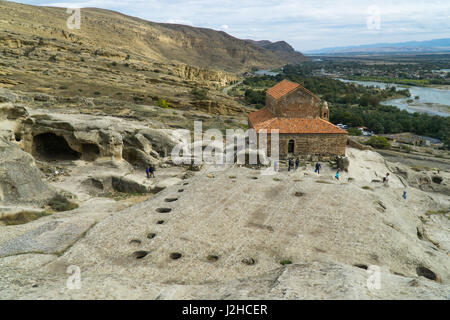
[170,252,182,260]
[183,182,189,185]
[133,251,148,259]
[207,255,219,262]
[416,265,437,281]
[129,239,142,245]
[178,189,184,193]
[242,258,256,265]
[164,198,178,203]
[250,177,258,180]
[295,192,305,197]
[147,233,156,239]
[157,220,165,225]
[156,208,172,213]
[354,264,368,270]
[432,176,443,184]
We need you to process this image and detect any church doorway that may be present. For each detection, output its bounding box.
[288,139,295,153]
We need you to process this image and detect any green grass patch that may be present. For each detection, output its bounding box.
[362,186,373,190]
[48,195,79,212]
[315,180,332,184]
[280,259,292,265]
[0,211,52,226]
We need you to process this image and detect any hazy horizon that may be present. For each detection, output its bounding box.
[6,0,450,52]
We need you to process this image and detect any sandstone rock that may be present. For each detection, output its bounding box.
[388,162,450,196]
[142,129,181,158]
[111,176,149,194]
[0,89,18,103]
[122,147,160,168]
[153,177,182,192]
[337,156,350,172]
[0,137,55,205]
[0,219,95,258]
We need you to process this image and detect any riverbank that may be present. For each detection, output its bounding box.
[338,78,450,117]
[345,76,450,88]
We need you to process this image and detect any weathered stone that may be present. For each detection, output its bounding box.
[0,137,55,205]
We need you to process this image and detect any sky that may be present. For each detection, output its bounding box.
[8,0,450,52]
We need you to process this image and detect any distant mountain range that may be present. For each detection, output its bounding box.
[307,38,450,55]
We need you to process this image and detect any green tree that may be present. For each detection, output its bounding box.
[366,136,391,149]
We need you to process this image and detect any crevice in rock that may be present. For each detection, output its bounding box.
[416,265,438,281]
[170,252,182,260]
[133,251,149,259]
[207,255,219,262]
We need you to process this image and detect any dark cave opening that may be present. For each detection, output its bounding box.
[33,133,81,160]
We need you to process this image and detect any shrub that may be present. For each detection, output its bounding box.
[280,260,292,265]
[191,86,208,100]
[347,128,362,136]
[401,145,413,153]
[156,98,169,108]
[48,194,79,212]
[366,136,391,149]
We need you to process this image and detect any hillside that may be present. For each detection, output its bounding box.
[0,1,306,70]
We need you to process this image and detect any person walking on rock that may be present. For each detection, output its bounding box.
[149,165,155,178]
[288,158,293,172]
[335,169,340,181]
[146,167,150,179]
[383,173,390,185]
[315,162,321,174]
[295,158,300,170]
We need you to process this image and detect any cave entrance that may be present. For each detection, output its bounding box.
[33,133,81,160]
[82,143,100,161]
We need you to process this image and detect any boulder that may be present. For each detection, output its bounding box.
[337,156,350,172]
[0,137,56,205]
[122,147,160,168]
[111,176,149,194]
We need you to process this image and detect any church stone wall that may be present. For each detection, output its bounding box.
[259,133,347,158]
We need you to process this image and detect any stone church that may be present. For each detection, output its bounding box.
[248,80,347,158]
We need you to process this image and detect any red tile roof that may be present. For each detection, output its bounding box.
[266,79,320,101]
[266,80,299,100]
[248,108,347,134]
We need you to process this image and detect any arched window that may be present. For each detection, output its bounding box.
[288,139,295,153]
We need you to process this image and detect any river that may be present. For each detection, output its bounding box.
[338,79,450,117]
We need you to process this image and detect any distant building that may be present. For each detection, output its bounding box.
[248,80,347,158]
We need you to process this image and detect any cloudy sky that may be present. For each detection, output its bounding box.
[10,0,450,51]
